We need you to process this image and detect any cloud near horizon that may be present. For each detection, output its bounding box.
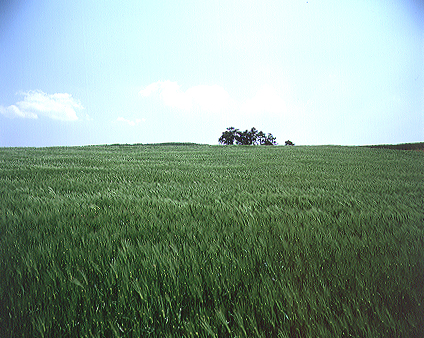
[139,81,287,116]
[0,90,84,121]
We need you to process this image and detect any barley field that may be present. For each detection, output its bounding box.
[0,144,423,337]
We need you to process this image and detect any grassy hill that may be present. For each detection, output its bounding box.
[365,142,424,151]
[1,144,423,337]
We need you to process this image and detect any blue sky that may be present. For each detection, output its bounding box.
[1,0,423,147]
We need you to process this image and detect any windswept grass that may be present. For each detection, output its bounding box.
[0,144,423,337]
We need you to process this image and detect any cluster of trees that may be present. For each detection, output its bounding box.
[218,127,277,145]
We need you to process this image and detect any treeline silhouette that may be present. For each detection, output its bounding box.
[219,127,277,145]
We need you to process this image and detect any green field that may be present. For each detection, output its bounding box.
[1,144,423,337]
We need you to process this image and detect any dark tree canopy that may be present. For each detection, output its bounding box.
[219,127,278,146]
[218,127,237,145]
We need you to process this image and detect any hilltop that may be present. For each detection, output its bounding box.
[365,142,424,151]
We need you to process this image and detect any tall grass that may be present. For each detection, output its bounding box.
[0,144,423,337]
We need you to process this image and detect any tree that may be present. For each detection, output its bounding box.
[219,127,277,146]
[264,133,277,145]
[285,140,294,146]
[257,130,267,145]
[249,127,258,145]
[235,128,257,145]
[218,127,238,145]
[234,129,249,145]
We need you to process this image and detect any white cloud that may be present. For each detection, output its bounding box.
[139,81,287,116]
[117,117,145,126]
[160,81,193,111]
[138,82,162,97]
[187,85,233,113]
[240,85,287,115]
[0,90,84,121]
[139,80,192,110]
[139,81,234,113]
[0,104,38,119]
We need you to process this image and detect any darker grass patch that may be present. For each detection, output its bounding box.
[365,142,424,151]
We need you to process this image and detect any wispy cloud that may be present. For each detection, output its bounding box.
[186,84,233,113]
[139,81,288,116]
[240,85,287,114]
[0,90,84,121]
[0,104,38,119]
[139,81,237,114]
[117,116,145,126]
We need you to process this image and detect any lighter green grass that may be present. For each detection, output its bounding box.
[0,144,423,337]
